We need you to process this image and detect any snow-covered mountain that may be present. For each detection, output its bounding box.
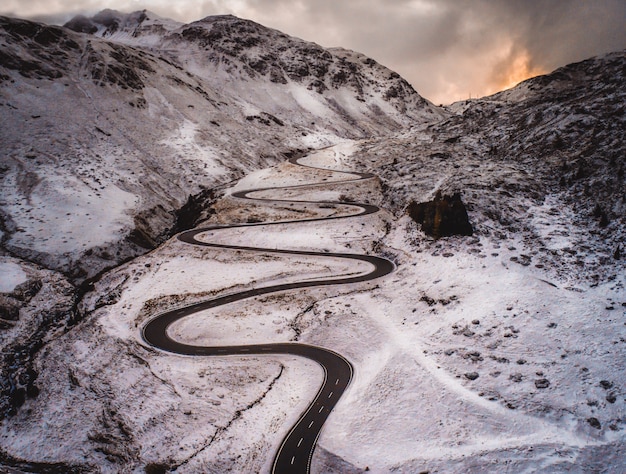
[0,11,440,281]
[358,50,625,283]
[0,9,624,474]
[67,9,433,122]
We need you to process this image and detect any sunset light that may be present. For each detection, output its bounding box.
[1,1,623,103]
[0,1,624,472]
[497,49,546,92]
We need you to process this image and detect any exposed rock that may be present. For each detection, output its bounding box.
[0,449,90,473]
[462,351,483,362]
[144,463,171,474]
[0,266,76,420]
[599,380,614,390]
[171,188,217,235]
[407,191,473,239]
[587,417,602,429]
[0,296,20,321]
[13,279,42,301]
[63,15,98,34]
[535,378,550,389]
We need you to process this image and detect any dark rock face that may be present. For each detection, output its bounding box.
[0,271,76,421]
[587,417,602,429]
[0,296,20,322]
[408,191,473,239]
[63,15,98,34]
[534,378,551,389]
[172,188,217,235]
[0,17,79,80]
[83,42,153,91]
[464,372,479,380]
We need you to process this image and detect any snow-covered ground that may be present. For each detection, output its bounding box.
[316,214,624,472]
[1,12,438,281]
[5,172,139,255]
[1,142,622,473]
[0,259,27,292]
[0,14,623,473]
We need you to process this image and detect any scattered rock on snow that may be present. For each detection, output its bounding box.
[587,417,602,429]
[462,351,483,362]
[535,379,550,389]
[599,380,614,390]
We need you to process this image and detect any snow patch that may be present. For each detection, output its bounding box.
[161,119,227,177]
[6,171,138,255]
[0,259,28,292]
[289,84,332,118]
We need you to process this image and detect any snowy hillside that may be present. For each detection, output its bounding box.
[0,11,439,281]
[358,50,625,284]
[0,10,624,474]
[68,10,435,125]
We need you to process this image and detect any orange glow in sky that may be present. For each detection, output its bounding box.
[497,50,546,92]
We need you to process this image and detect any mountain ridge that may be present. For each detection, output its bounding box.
[0,11,439,281]
[68,10,435,120]
[0,11,624,473]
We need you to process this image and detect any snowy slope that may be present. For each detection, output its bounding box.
[0,12,624,474]
[0,12,440,281]
[1,140,623,473]
[69,10,437,129]
[358,50,625,284]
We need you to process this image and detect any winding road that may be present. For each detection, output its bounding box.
[142,151,394,473]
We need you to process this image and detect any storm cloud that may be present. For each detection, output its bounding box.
[2,0,625,104]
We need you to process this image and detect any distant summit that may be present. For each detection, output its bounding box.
[65,10,438,123]
[65,9,181,38]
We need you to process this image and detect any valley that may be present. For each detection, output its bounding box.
[0,10,624,474]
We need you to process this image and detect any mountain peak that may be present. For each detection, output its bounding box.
[64,9,181,38]
[0,11,440,280]
[61,10,437,123]
[196,14,242,22]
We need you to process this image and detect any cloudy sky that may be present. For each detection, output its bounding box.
[2,0,625,104]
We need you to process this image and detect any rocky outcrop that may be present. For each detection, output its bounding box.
[0,260,76,420]
[407,192,473,239]
[0,17,80,80]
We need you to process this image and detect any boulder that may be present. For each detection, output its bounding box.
[407,191,473,238]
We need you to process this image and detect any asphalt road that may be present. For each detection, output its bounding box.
[142,154,394,473]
